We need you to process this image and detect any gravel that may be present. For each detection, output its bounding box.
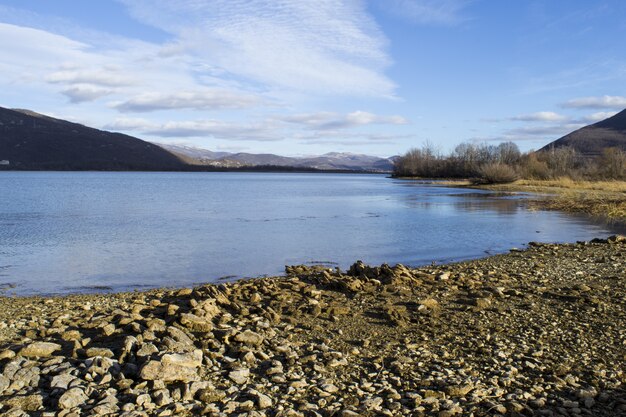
[0,236,625,416]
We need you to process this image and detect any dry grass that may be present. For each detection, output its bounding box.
[471,178,626,222]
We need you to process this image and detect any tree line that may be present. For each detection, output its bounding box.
[393,141,626,183]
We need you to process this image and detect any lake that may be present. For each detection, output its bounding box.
[0,171,620,295]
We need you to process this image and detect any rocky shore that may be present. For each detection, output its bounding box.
[0,237,625,416]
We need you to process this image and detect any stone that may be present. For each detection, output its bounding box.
[179,313,213,332]
[321,384,339,394]
[197,389,227,403]
[50,374,76,390]
[228,368,250,384]
[85,347,114,358]
[3,394,43,411]
[162,349,203,368]
[19,342,61,358]
[445,384,474,397]
[255,392,273,409]
[139,360,200,383]
[0,349,16,360]
[102,323,116,336]
[234,329,264,346]
[419,298,440,310]
[58,387,88,409]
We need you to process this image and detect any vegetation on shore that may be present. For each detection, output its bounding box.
[393,142,626,184]
[393,141,625,222]
[476,178,626,222]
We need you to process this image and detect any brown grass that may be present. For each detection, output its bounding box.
[471,178,626,222]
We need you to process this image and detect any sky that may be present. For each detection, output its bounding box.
[1,0,625,157]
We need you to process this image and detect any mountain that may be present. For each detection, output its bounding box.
[0,107,185,170]
[541,109,626,156]
[0,106,394,172]
[159,144,396,172]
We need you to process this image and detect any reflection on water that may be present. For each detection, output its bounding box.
[0,172,620,295]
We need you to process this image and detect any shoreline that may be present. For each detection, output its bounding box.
[0,236,625,416]
[394,177,626,226]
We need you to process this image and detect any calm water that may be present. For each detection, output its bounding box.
[0,172,620,295]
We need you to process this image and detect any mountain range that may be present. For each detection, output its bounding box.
[159,144,397,172]
[1,105,625,171]
[0,106,395,172]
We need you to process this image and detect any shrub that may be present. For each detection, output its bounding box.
[519,153,551,180]
[478,163,519,184]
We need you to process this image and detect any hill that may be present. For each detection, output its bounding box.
[0,107,185,170]
[541,109,626,156]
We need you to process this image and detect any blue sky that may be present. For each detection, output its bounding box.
[1,0,625,157]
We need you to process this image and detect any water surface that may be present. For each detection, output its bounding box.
[0,172,619,295]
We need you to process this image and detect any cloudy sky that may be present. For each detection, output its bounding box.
[1,0,625,157]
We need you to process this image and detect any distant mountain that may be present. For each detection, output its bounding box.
[541,109,626,156]
[0,107,185,170]
[0,106,395,172]
[159,144,396,172]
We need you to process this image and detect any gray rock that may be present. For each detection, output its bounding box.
[50,374,76,390]
[58,387,88,409]
[228,368,250,384]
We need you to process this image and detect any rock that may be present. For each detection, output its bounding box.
[179,313,213,332]
[162,349,203,368]
[0,349,16,360]
[419,298,440,311]
[19,342,61,358]
[61,330,81,341]
[471,297,491,310]
[197,389,227,403]
[320,384,339,394]
[340,411,361,417]
[445,384,474,397]
[137,342,159,357]
[3,394,43,411]
[234,329,264,346]
[85,347,114,358]
[139,359,200,383]
[102,323,116,336]
[50,374,76,390]
[0,374,9,392]
[254,392,273,409]
[228,368,250,385]
[58,387,88,409]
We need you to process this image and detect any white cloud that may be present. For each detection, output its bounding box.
[47,68,135,87]
[504,123,584,138]
[562,95,626,109]
[379,0,471,25]
[113,90,261,112]
[118,0,396,97]
[581,111,618,122]
[61,85,113,103]
[279,111,408,130]
[511,111,568,122]
[106,117,281,141]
